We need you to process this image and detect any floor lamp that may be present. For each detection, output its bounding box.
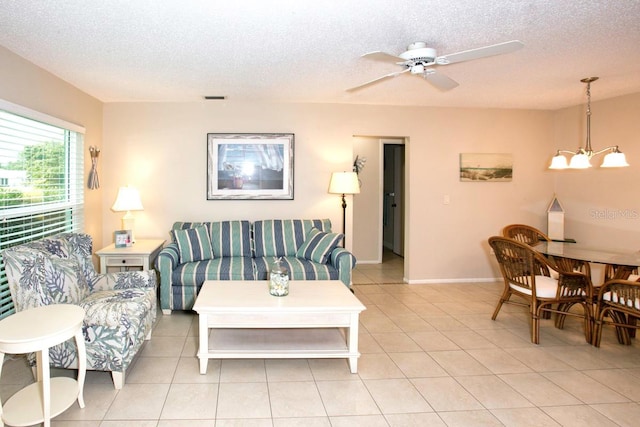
[328,172,360,248]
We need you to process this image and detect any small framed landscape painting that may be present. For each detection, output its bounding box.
[460,153,513,182]
[207,133,295,200]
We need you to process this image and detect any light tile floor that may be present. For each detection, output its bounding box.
[2,254,640,426]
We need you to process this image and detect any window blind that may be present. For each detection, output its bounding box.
[0,100,85,319]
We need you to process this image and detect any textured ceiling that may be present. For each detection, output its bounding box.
[1,0,640,109]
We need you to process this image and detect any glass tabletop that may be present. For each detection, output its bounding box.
[535,241,640,267]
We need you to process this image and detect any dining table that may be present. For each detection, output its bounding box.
[536,241,640,266]
[535,241,640,279]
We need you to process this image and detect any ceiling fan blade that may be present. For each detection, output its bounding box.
[361,51,404,63]
[423,70,459,91]
[437,40,524,65]
[346,68,410,92]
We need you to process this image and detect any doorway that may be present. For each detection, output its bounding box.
[352,136,406,268]
[383,143,405,256]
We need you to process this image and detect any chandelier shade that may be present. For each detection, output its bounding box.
[549,77,629,170]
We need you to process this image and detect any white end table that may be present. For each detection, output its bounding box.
[96,238,165,274]
[0,304,86,427]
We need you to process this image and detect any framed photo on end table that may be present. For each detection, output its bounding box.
[114,230,132,248]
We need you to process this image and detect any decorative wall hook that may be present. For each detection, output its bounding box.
[88,146,100,189]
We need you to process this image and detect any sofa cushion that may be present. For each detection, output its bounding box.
[173,226,214,263]
[209,220,252,257]
[296,227,343,264]
[173,257,255,284]
[254,256,339,281]
[253,219,332,257]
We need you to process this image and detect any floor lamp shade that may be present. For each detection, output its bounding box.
[328,172,361,196]
[328,172,360,247]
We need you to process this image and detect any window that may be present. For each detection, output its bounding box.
[0,100,85,319]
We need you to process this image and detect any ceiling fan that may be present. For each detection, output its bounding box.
[346,40,524,92]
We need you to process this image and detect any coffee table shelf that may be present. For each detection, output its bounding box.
[207,327,354,359]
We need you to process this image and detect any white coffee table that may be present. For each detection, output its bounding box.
[192,280,365,374]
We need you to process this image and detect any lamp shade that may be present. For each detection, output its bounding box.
[549,154,569,170]
[328,172,360,195]
[601,151,629,168]
[568,153,592,169]
[111,186,144,212]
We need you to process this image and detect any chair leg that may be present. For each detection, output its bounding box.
[555,303,572,329]
[610,311,632,345]
[628,316,637,338]
[532,304,541,344]
[593,318,603,347]
[112,370,125,389]
[582,302,593,344]
[491,289,511,320]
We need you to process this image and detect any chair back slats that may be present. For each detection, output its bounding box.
[604,265,639,281]
[502,224,550,246]
[594,279,640,346]
[602,281,640,309]
[557,272,591,298]
[489,237,537,292]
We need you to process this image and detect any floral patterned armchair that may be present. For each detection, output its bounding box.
[2,233,157,389]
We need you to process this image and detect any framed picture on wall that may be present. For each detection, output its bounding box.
[206,133,295,200]
[459,153,513,182]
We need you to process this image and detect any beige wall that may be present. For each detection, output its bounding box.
[552,92,640,261]
[3,45,638,284]
[352,136,385,263]
[0,46,104,248]
[101,102,555,283]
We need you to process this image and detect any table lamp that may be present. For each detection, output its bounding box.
[111,186,144,243]
[328,171,360,248]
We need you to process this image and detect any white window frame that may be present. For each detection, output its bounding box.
[0,99,85,319]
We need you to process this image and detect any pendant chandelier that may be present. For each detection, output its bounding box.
[549,77,629,169]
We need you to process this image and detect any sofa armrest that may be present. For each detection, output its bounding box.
[329,247,357,288]
[156,243,180,312]
[89,270,157,293]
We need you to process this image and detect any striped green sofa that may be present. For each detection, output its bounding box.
[156,219,356,314]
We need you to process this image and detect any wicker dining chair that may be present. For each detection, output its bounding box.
[502,224,550,246]
[603,265,639,282]
[488,236,593,344]
[502,223,592,279]
[593,279,640,347]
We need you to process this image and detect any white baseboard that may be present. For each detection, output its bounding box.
[356,259,383,264]
[406,277,501,285]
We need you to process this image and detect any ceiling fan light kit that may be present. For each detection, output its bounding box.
[346,40,524,92]
[549,77,629,170]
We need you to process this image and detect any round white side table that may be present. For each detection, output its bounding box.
[0,304,86,427]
